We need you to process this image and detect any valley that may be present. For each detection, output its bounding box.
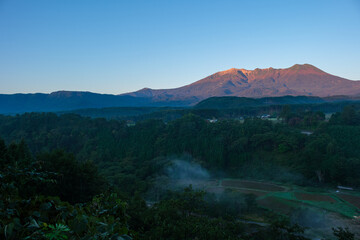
[183,178,360,239]
[2,0,359,239]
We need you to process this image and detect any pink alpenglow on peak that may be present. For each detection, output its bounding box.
[124,64,360,105]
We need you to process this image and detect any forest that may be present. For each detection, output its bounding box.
[1,105,360,239]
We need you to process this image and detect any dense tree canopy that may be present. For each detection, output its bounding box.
[0,108,360,189]
[1,105,359,239]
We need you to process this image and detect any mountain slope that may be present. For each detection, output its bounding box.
[125,64,360,104]
[1,64,360,114]
[0,91,191,114]
[194,96,326,109]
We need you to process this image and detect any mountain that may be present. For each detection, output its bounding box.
[0,91,191,114]
[0,91,142,114]
[125,64,360,104]
[1,64,360,114]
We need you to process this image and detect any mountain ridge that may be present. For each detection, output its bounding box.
[1,64,360,114]
[124,64,360,104]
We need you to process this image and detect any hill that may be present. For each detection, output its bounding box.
[0,91,190,114]
[194,96,325,109]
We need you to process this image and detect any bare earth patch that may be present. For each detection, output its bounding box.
[232,188,268,197]
[337,193,360,209]
[295,192,337,203]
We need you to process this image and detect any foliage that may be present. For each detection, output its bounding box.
[1,104,359,239]
[134,187,246,240]
[0,140,130,240]
[1,107,360,189]
[332,227,356,240]
[43,224,70,240]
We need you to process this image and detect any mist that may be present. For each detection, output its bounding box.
[145,156,215,202]
[166,159,211,188]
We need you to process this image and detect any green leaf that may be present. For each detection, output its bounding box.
[40,202,52,211]
[4,222,15,239]
[119,235,132,240]
[32,211,41,218]
[27,219,40,229]
[70,215,88,234]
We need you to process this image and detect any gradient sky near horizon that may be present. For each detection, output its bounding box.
[1,0,360,94]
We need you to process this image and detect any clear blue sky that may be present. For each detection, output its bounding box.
[0,0,359,94]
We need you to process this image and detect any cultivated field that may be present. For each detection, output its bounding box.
[221,179,286,192]
[201,178,360,238]
[257,196,296,215]
[201,178,359,219]
[337,193,360,209]
[232,188,269,197]
[295,192,337,203]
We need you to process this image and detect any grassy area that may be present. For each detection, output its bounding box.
[269,191,359,218]
[336,193,360,209]
[221,179,286,191]
[207,178,360,219]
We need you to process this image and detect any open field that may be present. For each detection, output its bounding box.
[206,186,268,197]
[257,196,297,215]
[202,179,360,219]
[221,179,286,192]
[232,188,269,197]
[201,178,360,239]
[295,192,337,203]
[337,193,360,209]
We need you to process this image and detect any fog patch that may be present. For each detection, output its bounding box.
[145,156,214,201]
[291,208,327,228]
[290,207,360,239]
[167,160,210,180]
[166,159,211,188]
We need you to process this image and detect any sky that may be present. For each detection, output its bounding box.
[0,0,359,94]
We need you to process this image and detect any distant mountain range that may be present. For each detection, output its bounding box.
[1,64,360,114]
[0,91,191,114]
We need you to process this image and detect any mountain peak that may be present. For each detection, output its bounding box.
[218,68,241,75]
[288,64,324,73]
[214,64,328,81]
[218,68,252,76]
[219,64,322,73]
[122,64,360,103]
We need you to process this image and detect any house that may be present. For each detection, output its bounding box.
[300,131,313,135]
[126,120,136,127]
[337,186,354,191]
[207,118,218,123]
